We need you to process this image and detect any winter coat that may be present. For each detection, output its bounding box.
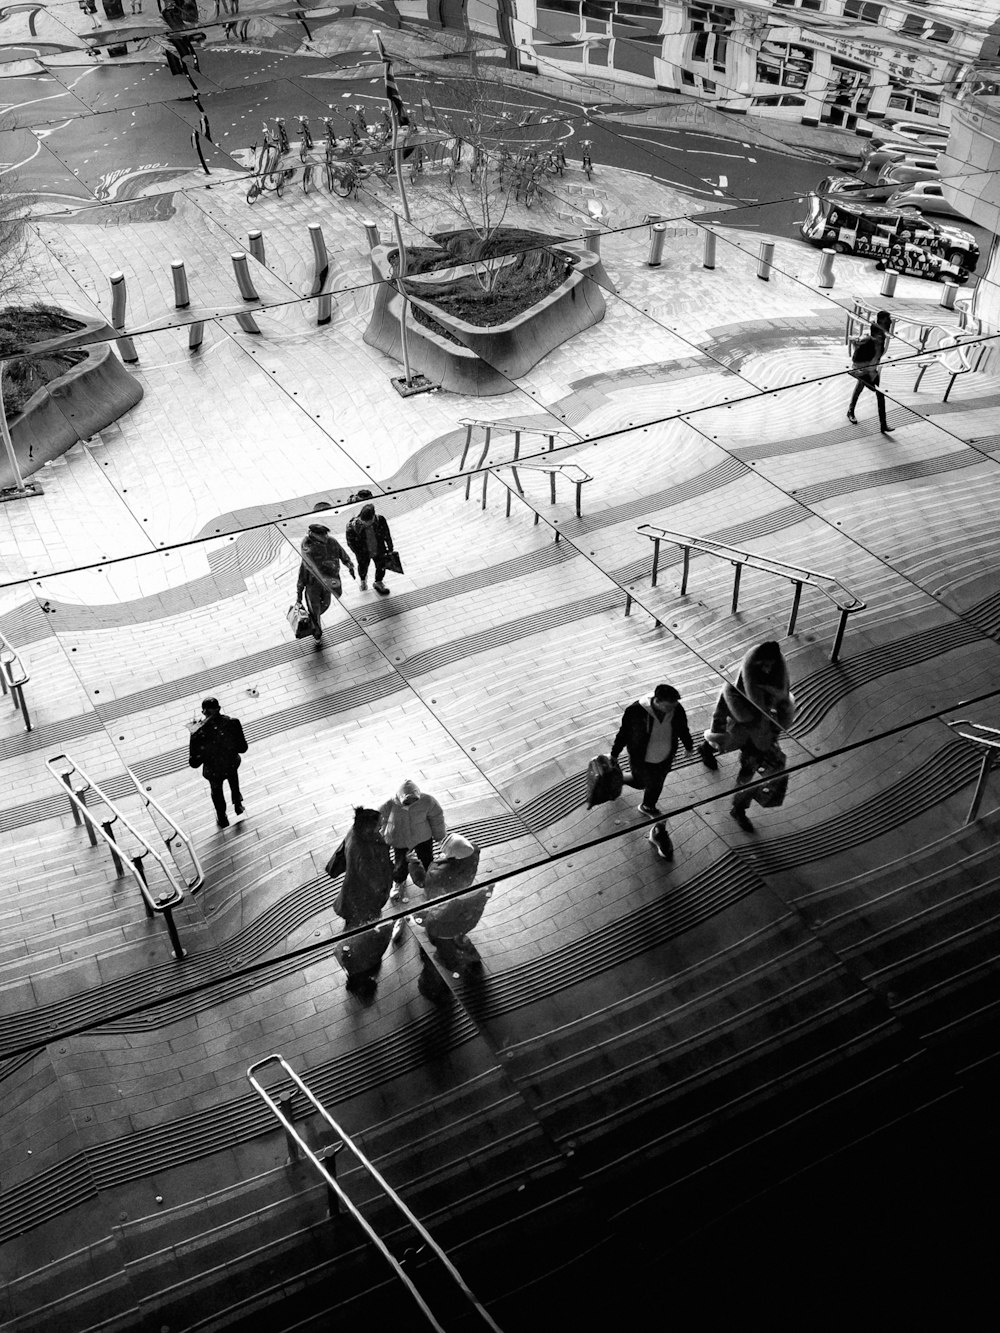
[346,513,393,562]
[610,699,693,774]
[189,714,247,778]
[379,780,446,849]
[297,531,353,607]
[412,835,490,940]
[326,807,393,928]
[721,644,796,729]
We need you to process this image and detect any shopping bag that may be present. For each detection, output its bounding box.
[384,550,404,576]
[753,772,788,808]
[287,603,314,639]
[586,754,623,808]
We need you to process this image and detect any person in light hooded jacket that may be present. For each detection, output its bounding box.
[409,833,492,946]
[610,683,693,819]
[378,779,447,895]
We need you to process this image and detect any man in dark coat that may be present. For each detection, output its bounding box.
[345,502,394,596]
[610,683,693,818]
[188,697,248,828]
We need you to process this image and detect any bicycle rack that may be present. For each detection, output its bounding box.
[46,753,190,959]
[0,627,30,732]
[625,524,866,663]
[247,1055,504,1333]
[945,719,1000,824]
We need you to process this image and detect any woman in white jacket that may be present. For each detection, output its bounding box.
[378,779,447,896]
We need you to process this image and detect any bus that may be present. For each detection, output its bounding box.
[800,187,979,278]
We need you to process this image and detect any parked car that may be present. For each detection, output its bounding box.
[800,191,979,277]
[863,139,937,169]
[868,120,949,150]
[877,241,970,285]
[875,157,941,187]
[885,180,967,219]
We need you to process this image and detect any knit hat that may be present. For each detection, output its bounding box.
[440,833,475,860]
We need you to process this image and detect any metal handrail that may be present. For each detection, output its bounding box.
[458,417,577,491]
[123,764,204,894]
[626,524,866,662]
[945,719,1000,824]
[492,458,592,523]
[46,753,187,959]
[0,644,31,732]
[247,1055,504,1333]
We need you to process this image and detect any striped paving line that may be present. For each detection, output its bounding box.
[556,457,748,541]
[733,406,922,461]
[793,450,985,507]
[0,732,987,1241]
[963,589,1000,639]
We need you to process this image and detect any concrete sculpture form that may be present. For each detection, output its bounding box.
[363,240,610,396]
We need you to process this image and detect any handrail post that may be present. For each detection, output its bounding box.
[321,1143,343,1217]
[574,480,582,518]
[830,607,849,663]
[458,420,474,471]
[788,580,803,635]
[624,593,633,617]
[966,752,993,825]
[158,895,186,959]
[549,470,556,506]
[481,469,488,511]
[279,1089,301,1161]
[651,537,661,588]
[12,681,30,732]
[103,820,125,879]
[465,427,490,501]
[731,561,742,614]
[680,545,691,596]
[61,770,82,826]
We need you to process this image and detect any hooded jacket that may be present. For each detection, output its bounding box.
[327,807,393,928]
[413,835,491,940]
[379,780,446,848]
[346,512,393,562]
[610,698,693,773]
[720,643,795,729]
[297,529,352,599]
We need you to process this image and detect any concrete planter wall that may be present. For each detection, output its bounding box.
[363,241,609,396]
[2,313,144,488]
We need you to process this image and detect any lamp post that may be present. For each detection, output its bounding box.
[0,361,43,503]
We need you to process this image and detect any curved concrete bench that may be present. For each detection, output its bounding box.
[363,241,608,396]
[3,314,144,488]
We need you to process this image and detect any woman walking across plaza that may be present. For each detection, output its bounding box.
[296,522,355,640]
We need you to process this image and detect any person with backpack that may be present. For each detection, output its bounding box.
[847,311,892,432]
[188,697,249,828]
[345,502,394,596]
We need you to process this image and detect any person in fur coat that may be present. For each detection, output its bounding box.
[326,807,393,929]
[698,640,796,769]
[409,833,491,947]
[296,522,355,640]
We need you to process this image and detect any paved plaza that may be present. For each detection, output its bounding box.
[2,4,1000,1328]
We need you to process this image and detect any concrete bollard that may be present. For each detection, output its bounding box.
[171,260,190,309]
[309,223,333,326]
[880,269,898,298]
[817,247,835,289]
[703,229,717,269]
[362,220,380,251]
[940,281,958,311]
[584,227,601,254]
[231,253,261,335]
[757,240,775,281]
[248,230,265,265]
[647,223,667,267]
[109,272,138,363]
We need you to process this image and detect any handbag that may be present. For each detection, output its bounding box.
[287,603,314,639]
[383,549,404,576]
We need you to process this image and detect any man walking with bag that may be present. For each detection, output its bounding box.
[346,502,396,596]
[847,310,892,433]
[610,683,694,819]
[189,697,249,828]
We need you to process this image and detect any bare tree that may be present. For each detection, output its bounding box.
[417,52,563,293]
[0,186,28,309]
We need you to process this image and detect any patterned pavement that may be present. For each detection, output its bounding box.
[1,7,1000,1329]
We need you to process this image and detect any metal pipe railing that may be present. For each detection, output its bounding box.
[625,524,866,663]
[945,720,1000,825]
[0,640,30,731]
[123,764,204,893]
[247,1055,503,1333]
[46,753,187,959]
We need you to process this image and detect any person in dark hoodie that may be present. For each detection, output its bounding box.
[296,522,355,640]
[326,807,394,993]
[345,502,394,595]
[188,697,249,828]
[610,683,694,819]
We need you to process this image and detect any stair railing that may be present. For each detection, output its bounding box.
[0,630,31,732]
[46,752,188,959]
[123,764,204,894]
[945,719,1000,824]
[625,524,866,662]
[247,1054,504,1333]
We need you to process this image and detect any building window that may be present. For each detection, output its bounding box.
[681,69,696,84]
[844,0,883,21]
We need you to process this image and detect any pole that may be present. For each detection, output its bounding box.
[392,212,413,388]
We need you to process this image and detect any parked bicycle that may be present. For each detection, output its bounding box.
[580,139,593,181]
[247,135,288,204]
[329,155,391,198]
[297,116,313,155]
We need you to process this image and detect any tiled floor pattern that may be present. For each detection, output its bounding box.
[2,11,1000,1327]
